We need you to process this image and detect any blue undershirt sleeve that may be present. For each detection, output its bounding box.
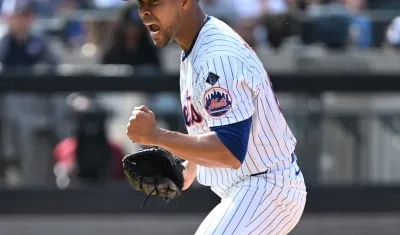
[210,117,252,163]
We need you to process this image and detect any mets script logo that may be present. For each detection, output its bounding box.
[204,87,232,118]
[183,94,203,127]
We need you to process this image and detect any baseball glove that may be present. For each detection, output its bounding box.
[122,146,185,208]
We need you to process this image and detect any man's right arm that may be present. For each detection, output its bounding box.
[162,146,197,175]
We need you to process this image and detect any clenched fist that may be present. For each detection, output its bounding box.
[126,105,159,145]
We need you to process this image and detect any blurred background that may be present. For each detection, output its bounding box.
[0,0,400,234]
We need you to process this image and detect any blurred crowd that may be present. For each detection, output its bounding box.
[1,0,399,52]
[0,0,399,189]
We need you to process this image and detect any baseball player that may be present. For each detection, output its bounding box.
[126,0,307,234]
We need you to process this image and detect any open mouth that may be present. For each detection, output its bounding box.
[148,24,160,35]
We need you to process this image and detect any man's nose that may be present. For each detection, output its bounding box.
[139,7,152,19]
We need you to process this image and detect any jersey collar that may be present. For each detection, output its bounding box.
[181,15,211,62]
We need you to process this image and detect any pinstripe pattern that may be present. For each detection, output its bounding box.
[181,16,297,187]
[194,164,306,235]
[180,16,306,233]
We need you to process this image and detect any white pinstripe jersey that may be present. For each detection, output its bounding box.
[180,16,297,196]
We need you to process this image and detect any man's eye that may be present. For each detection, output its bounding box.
[137,0,142,5]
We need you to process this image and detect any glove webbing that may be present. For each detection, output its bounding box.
[139,176,170,209]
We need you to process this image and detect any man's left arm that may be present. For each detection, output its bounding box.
[127,56,258,169]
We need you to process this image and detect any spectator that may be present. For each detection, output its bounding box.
[53,93,125,188]
[0,0,68,186]
[346,0,372,48]
[100,2,161,73]
[259,0,300,50]
[307,0,352,50]
[0,0,59,69]
[232,0,262,47]
[86,0,120,49]
[57,0,86,48]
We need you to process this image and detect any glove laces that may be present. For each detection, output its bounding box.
[140,178,170,209]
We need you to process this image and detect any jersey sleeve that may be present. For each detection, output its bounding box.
[196,55,259,127]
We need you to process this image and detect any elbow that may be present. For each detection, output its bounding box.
[230,158,242,170]
[225,153,242,170]
[215,144,244,170]
[212,152,242,169]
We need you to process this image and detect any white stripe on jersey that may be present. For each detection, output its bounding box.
[180,16,297,195]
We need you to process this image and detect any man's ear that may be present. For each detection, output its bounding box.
[181,0,192,10]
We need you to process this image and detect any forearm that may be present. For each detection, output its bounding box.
[159,144,204,168]
[159,145,215,168]
[153,128,240,169]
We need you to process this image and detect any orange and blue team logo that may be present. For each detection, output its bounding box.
[204,87,232,118]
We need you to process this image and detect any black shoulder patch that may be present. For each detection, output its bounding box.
[206,72,220,85]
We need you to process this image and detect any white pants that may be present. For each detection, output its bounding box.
[195,165,307,235]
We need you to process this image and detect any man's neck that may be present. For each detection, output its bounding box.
[175,6,206,52]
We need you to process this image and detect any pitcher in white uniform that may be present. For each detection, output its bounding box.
[126,0,307,233]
